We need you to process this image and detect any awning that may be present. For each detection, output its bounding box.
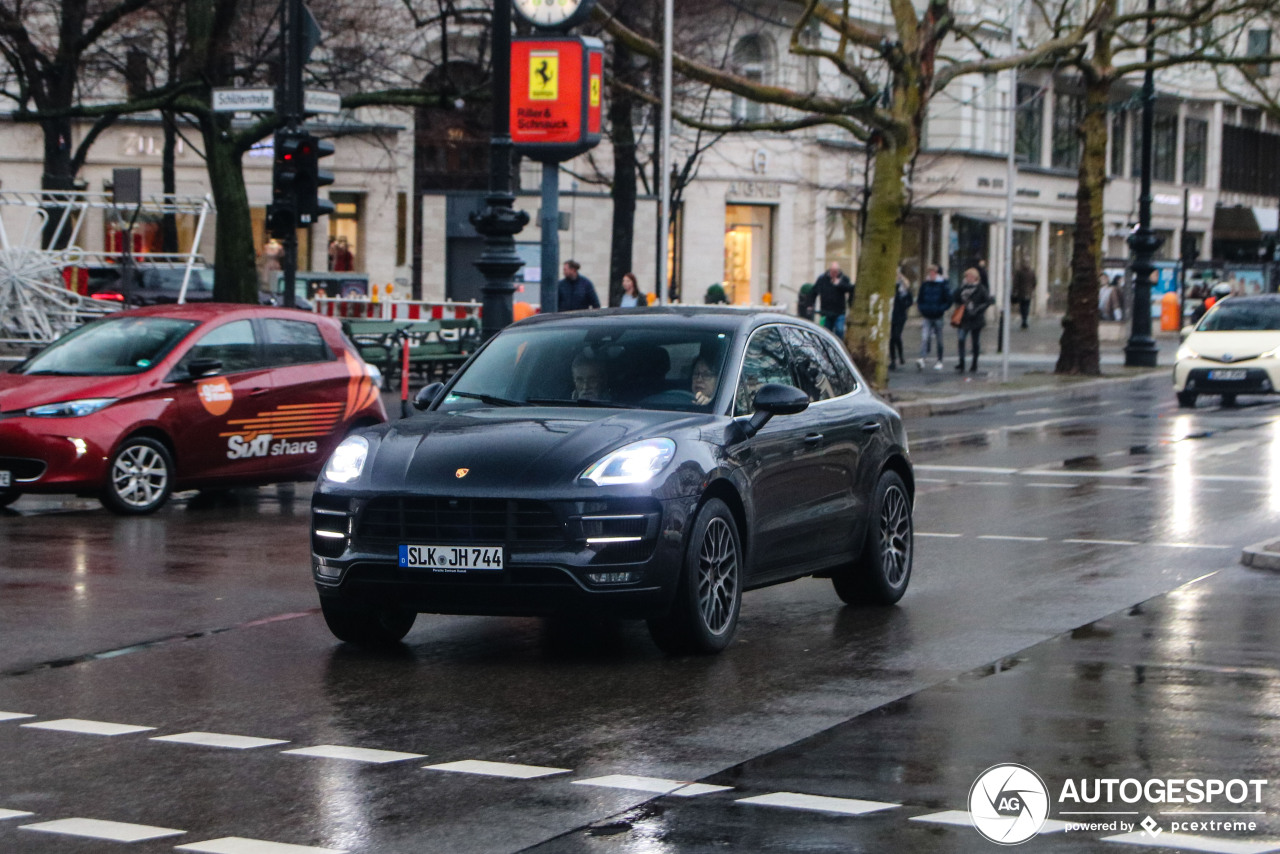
[1212,205,1278,240]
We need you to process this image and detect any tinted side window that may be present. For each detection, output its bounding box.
[183,320,260,373]
[817,335,858,396]
[734,326,799,415]
[262,318,331,366]
[781,326,841,402]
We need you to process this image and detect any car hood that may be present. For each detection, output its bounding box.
[363,406,715,491]
[0,371,144,413]
[1185,330,1280,360]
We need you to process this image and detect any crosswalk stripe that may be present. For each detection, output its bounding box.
[573,775,732,796]
[281,745,425,764]
[0,809,34,820]
[910,810,1069,833]
[19,817,184,842]
[1101,831,1280,853]
[151,732,290,750]
[736,792,899,816]
[0,712,35,722]
[176,837,348,854]
[424,760,570,779]
[22,718,155,736]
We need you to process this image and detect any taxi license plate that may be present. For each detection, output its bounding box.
[0,471,9,488]
[1209,369,1247,381]
[399,544,503,572]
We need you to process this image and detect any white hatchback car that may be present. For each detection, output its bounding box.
[1174,295,1280,408]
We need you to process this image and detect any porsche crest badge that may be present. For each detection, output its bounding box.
[456,468,470,478]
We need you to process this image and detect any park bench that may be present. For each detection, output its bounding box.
[342,317,480,387]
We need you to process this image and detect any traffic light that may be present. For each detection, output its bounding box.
[299,135,335,222]
[268,129,304,238]
[270,129,335,230]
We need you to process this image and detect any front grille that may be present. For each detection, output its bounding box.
[356,496,565,551]
[0,457,47,482]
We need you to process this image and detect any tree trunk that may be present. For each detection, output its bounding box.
[608,37,637,307]
[1056,76,1109,375]
[202,116,259,302]
[849,134,914,389]
[161,112,179,254]
[40,116,77,249]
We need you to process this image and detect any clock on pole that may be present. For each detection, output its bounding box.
[511,0,598,31]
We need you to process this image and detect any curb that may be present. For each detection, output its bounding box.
[889,370,1167,419]
[1241,541,1280,573]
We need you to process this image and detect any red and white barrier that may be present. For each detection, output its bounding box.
[312,297,483,320]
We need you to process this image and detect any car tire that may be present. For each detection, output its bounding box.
[100,437,174,515]
[647,497,742,655]
[832,470,913,606]
[1177,391,1198,409]
[0,489,21,508]
[1221,393,1237,407]
[320,598,417,646]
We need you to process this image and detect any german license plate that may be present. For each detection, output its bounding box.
[1209,369,1247,381]
[398,544,503,572]
[0,471,8,488]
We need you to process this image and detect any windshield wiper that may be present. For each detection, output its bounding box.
[23,370,75,376]
[527,397,636,409]
[449,390,523,407]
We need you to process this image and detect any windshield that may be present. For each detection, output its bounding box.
[17,316,198,376]
[1197,300,1280,332]
[439,323,734,413]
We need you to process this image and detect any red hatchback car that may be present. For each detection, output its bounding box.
[0,304,386,514]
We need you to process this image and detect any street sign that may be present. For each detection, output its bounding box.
[212,88,275,112]
[304,89,342,114]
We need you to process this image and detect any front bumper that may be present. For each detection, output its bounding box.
[1173,359,1279,395]
[310,491,697,619]
[0,417,114,493]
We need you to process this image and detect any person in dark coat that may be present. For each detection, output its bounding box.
[557,260,600,312]
[814,262,854,335]
[1012,261,1036,329]
[797,283,816,321]
[915,264,950,370]
[953,267,992,373]
[889,266,913,369]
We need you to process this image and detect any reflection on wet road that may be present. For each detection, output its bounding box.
[1,377,1277,852]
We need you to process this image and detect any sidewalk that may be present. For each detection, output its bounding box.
[883,315,1179,418]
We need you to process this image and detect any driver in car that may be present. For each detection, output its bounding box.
[691,356,719,406]
[571,351,611,401]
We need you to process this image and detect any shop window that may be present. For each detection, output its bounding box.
[724,204,774,305]
[328,192,361,272]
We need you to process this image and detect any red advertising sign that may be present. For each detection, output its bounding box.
[511,36,603,162]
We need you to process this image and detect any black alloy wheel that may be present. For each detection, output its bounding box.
[833,470,913,605]
[1177,391,1198,409]
[100,437,174,515]
[648,497,742,655]
[320,598,417,646]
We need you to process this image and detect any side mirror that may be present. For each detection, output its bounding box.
[413,381,445,411]
[742,383,810,438]
[185,357,223,378]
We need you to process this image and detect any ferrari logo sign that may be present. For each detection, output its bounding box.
[589,75,600,107]
[529,51,559,101]
[455,468,470,479]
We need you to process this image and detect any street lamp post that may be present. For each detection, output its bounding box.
[1124,0,1162,367]
[471,0,530,342]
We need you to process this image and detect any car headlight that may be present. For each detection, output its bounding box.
[366,362,384,389]
[1260,347,1280,360]
[324,435,369,483]
[1176,345,1199,361]
[581,438,676,486]
[25,398,116,417]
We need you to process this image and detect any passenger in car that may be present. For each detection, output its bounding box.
[571,351,612,401]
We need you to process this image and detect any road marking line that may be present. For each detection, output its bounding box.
[281,745,425,764]
[910,810,1069,833]
[151,732,290,750]
[966,481,1013,487]
[1099,485,1149,491]
[1153,543,1233,551]
[978,535,1049,542]
[21,718,155,736]
[917,533,963,538]
[0,809,34,821]
[425,760,570,779]
[1064,538,1140,547]
[1101,830,1280,853]
[914,465,1019,475]
[0,712,34,722]
[573,775,731,796]
[735,792,899,816]
[176,838,348,854]
[1026,483,1078,488]
[19,818,184,842]
[916,478,951,483]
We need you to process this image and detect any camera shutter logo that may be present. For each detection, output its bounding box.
[969,764,1051,845]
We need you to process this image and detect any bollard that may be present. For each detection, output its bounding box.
[1160,291,1180,332]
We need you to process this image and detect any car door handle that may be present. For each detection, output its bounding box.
[249,387,271,396]
[804,433,824,446]
[860,421,882,434]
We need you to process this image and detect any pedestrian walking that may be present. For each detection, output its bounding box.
[953,267,992,373]
[557,260,601,311]
[1098,273,1122,321]
[889,266,913,370]
[1012,260,1035,329]
[915,264,950,370]
[618,272,646,307]
[814,262,854,335]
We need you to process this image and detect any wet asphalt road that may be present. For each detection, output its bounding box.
[1,375,1278,853]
